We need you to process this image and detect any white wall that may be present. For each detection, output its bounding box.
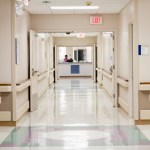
[54,37,97,47]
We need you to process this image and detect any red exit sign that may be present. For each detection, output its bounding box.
[90,16,103,25]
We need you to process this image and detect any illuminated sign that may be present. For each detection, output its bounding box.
[90,16,103,24]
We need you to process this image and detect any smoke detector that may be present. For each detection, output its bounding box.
[85,2,92,6]
[43,0,51,4]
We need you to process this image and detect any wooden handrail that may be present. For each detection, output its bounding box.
[0,84,11,86]
[140,82,150,84]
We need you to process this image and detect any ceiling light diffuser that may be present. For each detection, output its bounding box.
[51,6,99,10]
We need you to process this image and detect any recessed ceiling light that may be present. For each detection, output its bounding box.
[51,6,99,10]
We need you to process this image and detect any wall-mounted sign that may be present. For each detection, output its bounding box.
[90,16,103,25]
[138,45,149,56]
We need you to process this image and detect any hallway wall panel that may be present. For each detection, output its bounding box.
[54,37,97,47]
[31,14,118,32]
[138,0,150,119]
[0,0,12,84]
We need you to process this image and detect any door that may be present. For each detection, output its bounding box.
[55,45,58,82]
[93,45,96,83]
[29,30,38,111]
[129,24,134,118]
[110,33,115,106]
[53,46,56,83]
[95,46,98,82]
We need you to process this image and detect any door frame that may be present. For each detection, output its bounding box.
[93,44,98,83]
[29,30,39,112]
[128,23,134,118]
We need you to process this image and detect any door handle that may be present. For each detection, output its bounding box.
[32,68,39,76]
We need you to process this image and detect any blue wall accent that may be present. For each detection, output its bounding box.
[71,65,80,74]
[138,45,141,55]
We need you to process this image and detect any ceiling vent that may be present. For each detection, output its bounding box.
[43,0,51,4]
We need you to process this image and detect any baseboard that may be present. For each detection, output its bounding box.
[0,111,11,121]
[16,101,29,121]
[118,97,128,112]
[135,120,150,125]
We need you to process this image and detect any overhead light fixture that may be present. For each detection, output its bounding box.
[51,6,99,10]
[43,0,51,4]
[76,33,86,38]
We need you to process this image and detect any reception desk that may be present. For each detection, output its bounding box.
[58,62,93,77]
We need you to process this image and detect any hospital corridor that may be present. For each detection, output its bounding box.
[1,0,150,149]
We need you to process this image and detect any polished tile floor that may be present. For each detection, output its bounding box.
[0,78,150,150]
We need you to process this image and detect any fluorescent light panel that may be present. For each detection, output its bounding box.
[51,6,99,10]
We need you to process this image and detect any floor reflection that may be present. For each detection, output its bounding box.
[1,126,150,147]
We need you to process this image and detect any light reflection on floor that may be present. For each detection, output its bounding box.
[0,126,150,148]
[0,78,150,149]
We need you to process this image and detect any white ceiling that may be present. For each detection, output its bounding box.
[27,0,130,14]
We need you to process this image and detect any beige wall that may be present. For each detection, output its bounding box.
[138,0,150,82]
[138,0,150,115]
[31,14,118,32]
[54,37,97,47]
[0,0,12,83]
